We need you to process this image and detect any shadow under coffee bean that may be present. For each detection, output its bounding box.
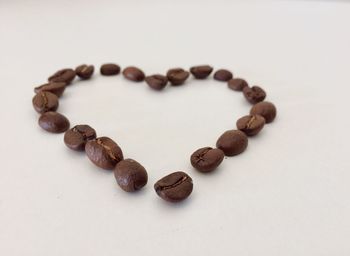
[32,63,277,204]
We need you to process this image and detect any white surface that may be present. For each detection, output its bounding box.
[1,0,350,255]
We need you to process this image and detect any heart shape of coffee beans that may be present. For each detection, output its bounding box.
[32,64,277,203]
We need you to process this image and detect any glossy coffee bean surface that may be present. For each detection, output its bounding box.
[190,147,224,173]
[39,111,70,133]
[85,137,124,170]
[64,125,97,151]
[154,171,193,202]
[114,159,148,192]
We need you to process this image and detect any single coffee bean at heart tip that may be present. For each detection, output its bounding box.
[114,159,148,192]
[216,130,248,156]
[166,68,190,86]
[228,78,248,91]
[236,114,266,136]
[190,65,213,79]
[154,171,193,203]
[214,69,233,81]
[250,101,277,123]
[32,91,59,114]
[48,68,76,84]
[191,147,224,173]
[145,74,168,90]
[243,86,266,104]
[38,111,70,133]
[122,66,145,82]
[85,137,124,170]
[100,63,121,76]
[34,82,66,97]
[75,64,94,80]
[64,125,97,151]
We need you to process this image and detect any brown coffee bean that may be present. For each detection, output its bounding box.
[236,114,265,136]
[100,63,121,76]
[190,65,213,79]
[34,82,66,97]
[243,86,266,104]
[85,137,124,170]
[38,111,70,133]
[114,159,148,192]
[228,78,248,91]
[154,171,193,203]
[250,102,277,123]
[166,68,190,86]
[216,130,248,156]
[32,91,59,114]
[64,125,97,151]
[48,68,76,84]
[190,147,224,173]
[122,66,145,82]
[213,69,233,81]
[145,74,168,90]
[75,64,94,79]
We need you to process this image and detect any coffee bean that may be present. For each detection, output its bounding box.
[38,111,70,133]
[64,125,97,151]
[154,171,193,203]
[228,78,248,91]
[85,137,123,170]
[75,64,94,79]
[145,74,168,90]
[166,68,190,86]
[32,91,59,114]
[216,130,248,156]
[114,159,148,192]
[122,66,145,82]
[243,86,266,104]
[213,69,233,81]
[48,68,76,84]
[100,63,121,76]
[190,65,213,79]
[250,102,276,123]
[236,114,265,136]
[34,82,66,97]
[190,147,224,173]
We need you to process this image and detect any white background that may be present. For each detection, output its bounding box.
[1,0,350,255]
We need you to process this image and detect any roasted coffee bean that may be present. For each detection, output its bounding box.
[100,63,121,76]
[154,171,193,203]
[190,65,213,79]
[38,111,70,133]
[213,69,233,81]
[190,147,224,173]
[250,101,277,123]
[236,114,265,136]
[85,137,123,170]
[34,82,66,97]
[114,159,148,192]
[48,68,76,84]
[75,64,94,79]
[243,86,266,104]
[145,74,168,90]
[64,125,97,151]
[228,78,248,91]
[216,130,248,156]
[122,66,145,82]
[166,68,190,85]
[32,91,59,114]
